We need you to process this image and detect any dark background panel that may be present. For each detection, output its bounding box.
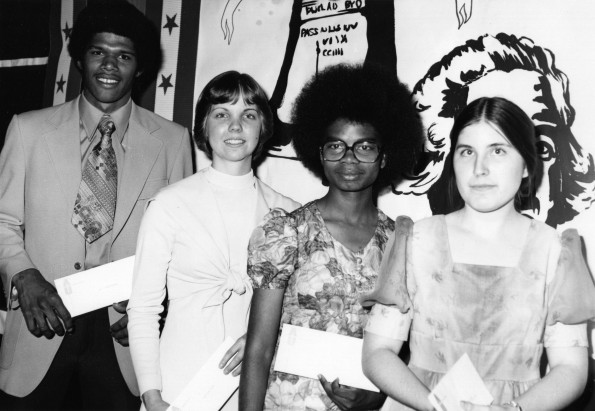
[0,0,50,60]
[0,0,51,326]
[0,0,51,149]
[0,66,47,148]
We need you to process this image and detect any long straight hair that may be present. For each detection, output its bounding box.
[446,97,543,211]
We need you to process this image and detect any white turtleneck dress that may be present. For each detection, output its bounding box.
[128,166,259,410]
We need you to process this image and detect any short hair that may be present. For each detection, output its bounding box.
[68,0,161,88]
[291,63,424,189]
[193,71,274,160]
[446,97,543,211]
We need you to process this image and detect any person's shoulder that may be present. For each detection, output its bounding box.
[131,103,187,136]
[388,214,414,234]
[527,217,556,235]
[256,178,301,212]
[16,103,65,121]
[526,217,560,247]
[263,201,313,229]
[409,214,445,240]
[12,99,77,131]
[413,214,442,228]
[286,201,316,219]
[152,170,203,202]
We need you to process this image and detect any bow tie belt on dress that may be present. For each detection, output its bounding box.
[201,268,252,309]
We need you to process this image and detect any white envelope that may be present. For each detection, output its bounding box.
[167,337,239,411]
[54,256,135,317]
[273,324,378,392]
[428,353,493,411]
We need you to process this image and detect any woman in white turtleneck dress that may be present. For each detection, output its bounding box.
[127,71,299,411]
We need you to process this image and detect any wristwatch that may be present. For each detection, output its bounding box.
[504,400,523,411]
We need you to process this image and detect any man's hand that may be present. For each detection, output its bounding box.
[12,268,73,339]
[110,300,129,346]
[219,334,246,376]
[319,375,386,411]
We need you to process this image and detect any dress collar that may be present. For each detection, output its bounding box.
[206,166,255,190]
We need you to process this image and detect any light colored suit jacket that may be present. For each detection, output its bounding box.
[127,169,299,403]
[0,96,193,397]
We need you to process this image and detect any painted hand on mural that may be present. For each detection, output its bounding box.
[397,33,595,227]
[220,0,244,45]
[455,0,473,28]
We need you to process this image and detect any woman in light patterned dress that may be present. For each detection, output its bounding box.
[239,63,424,411]
[362,97,595,411]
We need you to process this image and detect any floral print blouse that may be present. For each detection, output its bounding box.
[248,201,394,411]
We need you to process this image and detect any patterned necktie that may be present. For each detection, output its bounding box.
[72,114,118,243]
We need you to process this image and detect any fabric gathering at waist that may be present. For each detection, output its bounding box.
[408,331,542,382]
[167,268,252,308]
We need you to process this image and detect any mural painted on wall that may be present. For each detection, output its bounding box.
[264,0,396,155]
[194,0,399,202]
[42,0,595,260]
[392,1,595,236]
[27,0,593,398]
[194,0,595,235]
[401,32,595,228]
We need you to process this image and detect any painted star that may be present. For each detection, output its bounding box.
[56,74,66,94]
[163,14,179,35]
[159,74,174,94]
[62,22,72,41]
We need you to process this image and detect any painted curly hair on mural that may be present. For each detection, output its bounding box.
[396,32,595,227]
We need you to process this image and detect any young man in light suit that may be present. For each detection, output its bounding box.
[0,2,193,409]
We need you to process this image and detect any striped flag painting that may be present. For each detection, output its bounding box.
[44,0,83,106]
[135,0,201,130]
[42,0,201,133]
[8,0,595,231]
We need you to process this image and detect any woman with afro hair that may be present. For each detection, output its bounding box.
[240,63,423,410]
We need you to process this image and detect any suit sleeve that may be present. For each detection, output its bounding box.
[0,115,36,302]
[169,127,193,183]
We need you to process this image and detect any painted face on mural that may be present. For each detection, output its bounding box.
[409,33,595,227]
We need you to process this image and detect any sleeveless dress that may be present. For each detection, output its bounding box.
[364,215,595,410]
[248,201,395,411]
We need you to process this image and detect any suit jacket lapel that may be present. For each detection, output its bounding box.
[112,104,163,239]
[44,99,82,209]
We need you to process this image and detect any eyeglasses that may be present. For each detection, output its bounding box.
[320,140,382,163]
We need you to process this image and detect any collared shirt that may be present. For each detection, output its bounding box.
[78,94,132,270]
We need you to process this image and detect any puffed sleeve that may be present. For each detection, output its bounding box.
[362,216,414,341]
[360,216,413,310]
[248,208,298,290]
[546,228,595,326]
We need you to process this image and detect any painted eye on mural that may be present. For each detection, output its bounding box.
[536,140,554,162]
